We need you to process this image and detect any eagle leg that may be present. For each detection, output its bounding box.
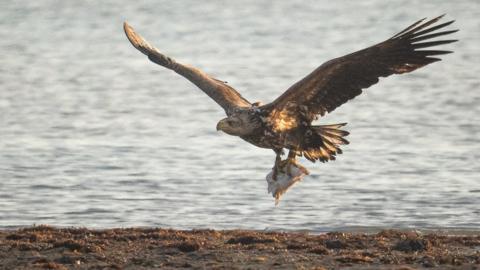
[285,150,297,176]
[271,149,284,181]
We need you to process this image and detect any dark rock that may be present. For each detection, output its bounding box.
[53,240,84,251]
[393,239,431,252]
[286,242,309,250]
[176,241,200,252]
[326,239,348,249]
[55,255,82,265]
[421,255,437,268]
[226,236,275,245]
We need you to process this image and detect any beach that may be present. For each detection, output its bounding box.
[1,2,479,270]
[1,226,478,269]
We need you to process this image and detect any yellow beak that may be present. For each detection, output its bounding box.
[216,119,227,131]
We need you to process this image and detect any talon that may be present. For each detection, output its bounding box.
[293,160,310,175]
[299,165,310,175]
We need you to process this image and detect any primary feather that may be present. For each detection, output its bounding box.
[263,14,457,126]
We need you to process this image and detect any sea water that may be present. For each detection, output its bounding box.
[0,0,479,231]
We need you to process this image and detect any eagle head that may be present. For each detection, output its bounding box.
[216,113,258,136]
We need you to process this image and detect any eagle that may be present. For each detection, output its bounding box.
[124,15,457,182]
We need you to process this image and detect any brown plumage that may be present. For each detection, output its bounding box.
[124,15,457,178]
[264,15,457,122]
[124,22,251,115]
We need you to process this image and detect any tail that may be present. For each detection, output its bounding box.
[302,123,350,163]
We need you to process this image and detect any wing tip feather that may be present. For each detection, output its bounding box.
[123,21,155,57]
[392,15,455,40]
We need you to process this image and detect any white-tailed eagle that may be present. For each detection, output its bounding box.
[124,15,456,194]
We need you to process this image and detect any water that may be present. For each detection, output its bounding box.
[1,1,479,231]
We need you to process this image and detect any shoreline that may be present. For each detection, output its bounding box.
[1,225,478,269]
[3,225,479,235]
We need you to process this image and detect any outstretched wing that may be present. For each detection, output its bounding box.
[263,15,457,128]
[124,22,251,115]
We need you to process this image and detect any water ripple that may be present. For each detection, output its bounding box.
[0,0,479,231]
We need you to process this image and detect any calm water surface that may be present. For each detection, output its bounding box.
[1,1,479,231]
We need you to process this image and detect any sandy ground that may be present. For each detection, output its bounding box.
[0,226,479,269]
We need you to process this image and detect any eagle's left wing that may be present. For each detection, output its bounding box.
[262,15,457,127]
[124,22,251,115]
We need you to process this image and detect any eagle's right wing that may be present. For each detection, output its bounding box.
[262,15,457,127]
[124,22,251,115]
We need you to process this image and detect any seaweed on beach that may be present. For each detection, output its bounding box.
[1,226,479,269]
